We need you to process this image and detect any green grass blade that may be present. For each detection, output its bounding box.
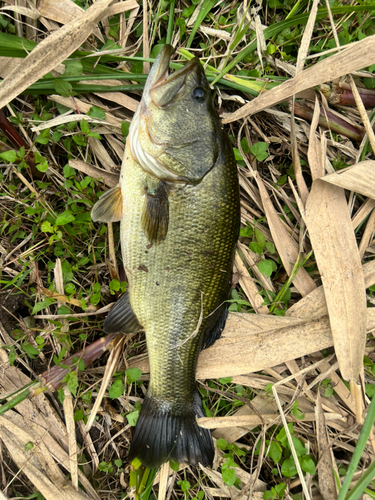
[269,251,312,314]
[139,467,157,499]
[337,394,375,500]
[345,461,375,500]
[186,0,217,48]
[0,382,40,416]
[211,4,375,85]
[166,0,176,45]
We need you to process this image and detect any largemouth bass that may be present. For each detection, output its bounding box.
[91,45,240,469]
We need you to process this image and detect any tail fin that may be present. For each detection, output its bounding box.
[128,392,214,469]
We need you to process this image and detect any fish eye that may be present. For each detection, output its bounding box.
[192,87,206,103]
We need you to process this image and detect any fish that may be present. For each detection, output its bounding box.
[91,45,240,469]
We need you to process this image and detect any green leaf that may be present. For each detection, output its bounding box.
[109,279,120,293]
[64,59,83,77]
[36,158,49,172]
[32,297,56,314]
[63,164,76,178]
[255,228,266,247]
[0,150,17,162]
[121,121,130,139]
[218,376,232,384]
[240,225,253,238]
[263,491,275,500]
[81,390,92,403]
[250,142,269,162]
[216,438,228,451]
[54,79,73,97]
[290,436,307,457]
[73,134,86,146]
[281,457,297,477]
[249,241,263,255]
[222,468,236,487]
[57,386,65,403]
[125,367,142,383]
[299,455,316,475]
[276,423,293,447]
[176,18,186,38]
[74,409,85,421]
[52,131,63,142]
[233,148,243,162]
[88,106,106,120]
[266,241,275,254]
[63,371,78,397]
[41,221,54,233]
[178,480,191,493]
[126,410,139,426]
[274,483,287,497]
[114,459,122,468]
[8,345,16,365]
[257,259,277,277]
[80,119,90,135]
[365,383,375,398]
[87,131,101,139]
[24,441,34,451]
[182,4,194,17]
[169,459,179,471]
[268,441,282,464]
[324,385,334,397]
[108,378,123,399]
[22,342,39,358]
[55,210,75,226]
[35,135,49,145]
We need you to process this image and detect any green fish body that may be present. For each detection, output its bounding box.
[92,45,240,469]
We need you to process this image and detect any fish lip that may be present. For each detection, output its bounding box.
[143,45,200,104]
[151,57,200,91]
[142,45,174,100]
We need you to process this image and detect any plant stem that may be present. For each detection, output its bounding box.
[337,393,375,500]
[166,0,175,45]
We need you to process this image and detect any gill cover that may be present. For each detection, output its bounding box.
[129,45,222,184]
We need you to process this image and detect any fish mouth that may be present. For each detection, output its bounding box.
[145,45,200,107]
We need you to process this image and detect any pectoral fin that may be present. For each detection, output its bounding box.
[91,185,123,223]
[141,181,169,244]
[104,293,143,334]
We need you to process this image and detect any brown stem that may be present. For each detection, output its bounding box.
[294,101,365,142]
[39,333,118,391]
[322,82,375,109]
[0,110,44,178]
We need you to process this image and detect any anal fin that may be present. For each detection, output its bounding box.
[91,184,123,223]
[104,293,142,334]
[202,303,229,349]
[141,181,169,244]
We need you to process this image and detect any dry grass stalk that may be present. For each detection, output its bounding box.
[305,179,366,401]
[0,0,115,109]
[85,334,125,431]
[63,386,79,491]
[315,392,339,500]
[224,34,375,123]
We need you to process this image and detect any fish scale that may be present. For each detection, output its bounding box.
[121,150,238,403]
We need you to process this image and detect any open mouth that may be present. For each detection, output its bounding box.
[146,45,200,107]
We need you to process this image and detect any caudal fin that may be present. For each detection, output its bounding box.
[128,392,214,469]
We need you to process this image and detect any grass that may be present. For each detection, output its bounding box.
[0,0,375,499]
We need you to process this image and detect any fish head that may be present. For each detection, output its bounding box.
[129,45,223,184]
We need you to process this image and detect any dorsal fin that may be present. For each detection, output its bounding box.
[91,184,123,223]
